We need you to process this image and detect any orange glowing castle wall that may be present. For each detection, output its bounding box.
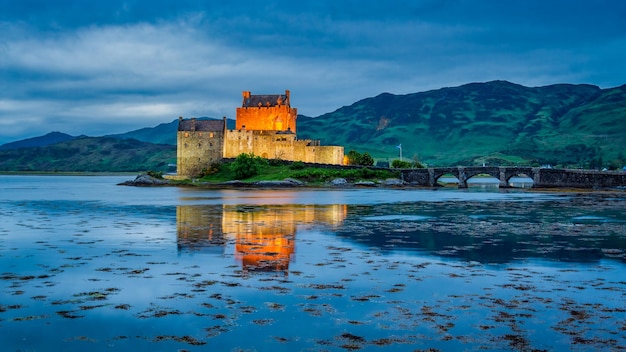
[235,90,297,133]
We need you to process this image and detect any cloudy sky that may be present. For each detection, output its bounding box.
[1,0,625,144]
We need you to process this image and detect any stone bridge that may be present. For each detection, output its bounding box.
[400,166,626,189]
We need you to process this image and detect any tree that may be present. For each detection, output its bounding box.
[346,150,374,166]
[346,150,362,165]
[392,159,412,168]
[360,152,374,166]
[231,153,265,179]
[391,159,423,168]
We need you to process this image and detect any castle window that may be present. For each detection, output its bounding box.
[185,132,189,137]
[198,143,202,148]
[209,132,214,138]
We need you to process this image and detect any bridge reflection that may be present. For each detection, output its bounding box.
[177,204,347,274]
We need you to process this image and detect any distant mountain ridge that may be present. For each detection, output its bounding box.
[0,136,175,172]
[0,131,76,150]
[1,81,624,171]
[104,117,236,145]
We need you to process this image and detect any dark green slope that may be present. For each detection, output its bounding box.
[299,81,623,167]
[0,137,176,172]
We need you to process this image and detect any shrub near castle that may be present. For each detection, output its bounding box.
[346,150,374,166]
[230,153,267,179]
[195,155,399,184]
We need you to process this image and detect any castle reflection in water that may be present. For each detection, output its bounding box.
[177,204,347,275]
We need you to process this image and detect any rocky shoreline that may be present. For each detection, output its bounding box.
[117,173,626,193]
[117,173,407,188]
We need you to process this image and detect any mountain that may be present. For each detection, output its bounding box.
[298,80,626,167]
[0,131,76,150]
[106,117,236,145]
[106,120,179,145]
[0,137,175,172]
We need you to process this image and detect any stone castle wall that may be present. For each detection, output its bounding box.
[221,130,344,165]
[177,130,223,177]
[223,130,298,160]
[313,146,345,165]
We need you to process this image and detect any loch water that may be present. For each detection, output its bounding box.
[1,175,625,351]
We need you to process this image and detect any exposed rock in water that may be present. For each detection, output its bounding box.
[330,178,348,186]
[118,174,169,186]
[283,178,305,186]
[383,178,405,186]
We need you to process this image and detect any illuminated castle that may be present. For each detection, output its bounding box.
[176,90,344,177]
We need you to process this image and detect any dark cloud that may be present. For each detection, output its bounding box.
[1,0,625,144]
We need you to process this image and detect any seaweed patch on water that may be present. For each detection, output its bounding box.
[137,304,183,318]
[205,325,230,338]
[336,332,367,350]
[11,314,49,321]
[153,335,206,345]
[56,310,84,319]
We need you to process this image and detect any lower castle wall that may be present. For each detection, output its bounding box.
[177,131,223,177]
[312,146,345,165]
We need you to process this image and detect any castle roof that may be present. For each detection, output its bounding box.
[243,94,289,108]
[178,118,224,132]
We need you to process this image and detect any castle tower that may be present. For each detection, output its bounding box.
[236,90,297,133]
[176,117,226,177]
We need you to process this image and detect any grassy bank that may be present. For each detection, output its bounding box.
[181,158,401,185]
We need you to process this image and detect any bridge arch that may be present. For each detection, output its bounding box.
[500,167,535,188]
[431,168,459,186]
[463,168,500,188]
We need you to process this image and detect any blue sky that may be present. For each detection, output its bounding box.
[1,0,625,144]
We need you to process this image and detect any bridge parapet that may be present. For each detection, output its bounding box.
[535,168,626,189]
[400,167,626,189]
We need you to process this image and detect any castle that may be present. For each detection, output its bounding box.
[176,90,344,178]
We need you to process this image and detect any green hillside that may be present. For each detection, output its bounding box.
[1,81,624,172]
[298,81,626,168]
[0,137,175,172]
